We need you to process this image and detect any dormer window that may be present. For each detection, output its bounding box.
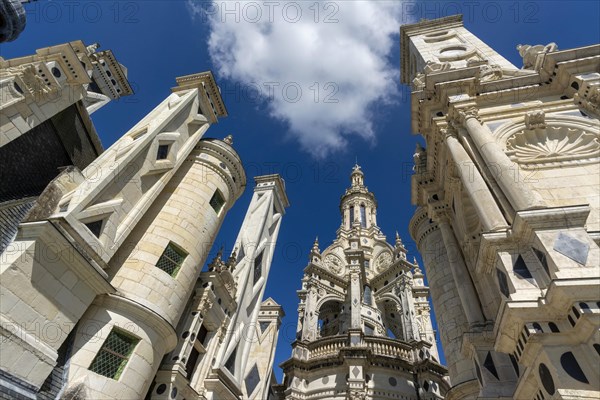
[157,144,170,160]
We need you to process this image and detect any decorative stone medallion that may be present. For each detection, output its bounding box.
[375,252,392,271]
[324,254,343,274]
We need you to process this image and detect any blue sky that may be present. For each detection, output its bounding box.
[3,0,598,382]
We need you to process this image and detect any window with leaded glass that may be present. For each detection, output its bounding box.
[210,190,225,214]
[89,329,139,380]
[156,242,187,277]
[253,251,264,285]
[363,285,372,305]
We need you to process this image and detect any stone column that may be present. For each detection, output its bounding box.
[435,215,485,326]
[445,128,507,231]
[410,208,477,387]
[456,107,544,211]
[301,286,318,340]
[349,266,362,329]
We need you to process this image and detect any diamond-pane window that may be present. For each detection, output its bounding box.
[156,242,187,277]
[89,329,138,380]
[253,251,263,285]
[210,190,225,214]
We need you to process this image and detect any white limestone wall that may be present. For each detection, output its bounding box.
[107,140,243,328]
[64,295,175,399]
[64,140,244,399]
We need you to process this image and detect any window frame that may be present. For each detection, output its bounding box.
[156,242,188,277]
[156,144,170,160]
[88,328,139,380]
[209,189,226,215]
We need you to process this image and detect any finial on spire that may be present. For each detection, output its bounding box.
[350,163,364,187]
[312,237,320,252]
[224,134,234,145]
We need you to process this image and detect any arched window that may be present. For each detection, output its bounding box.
[360,205,366,228]
[363,285,372,305]
[349,206,354,227]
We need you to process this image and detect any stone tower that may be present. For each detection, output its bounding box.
[0,68,246,399]
[280,165,449,400]
[150,174,289,400]
[403,15,600,400]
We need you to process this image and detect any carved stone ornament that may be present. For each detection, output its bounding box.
[5,64,57,98]
[575,86,600,116]
[506,125,600,167]
[375,252,392,272]
[517,43,558,70]
[324,254,343,274]
[478,64,503,82]
[457,106,481,124]
[412,73,426,90]
[524,110,546,130]
[347,390,366,400]
[424,60,452,74]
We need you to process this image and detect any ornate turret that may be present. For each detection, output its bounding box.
[281,165,448,400]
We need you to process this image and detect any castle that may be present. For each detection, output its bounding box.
[1,13,599,400]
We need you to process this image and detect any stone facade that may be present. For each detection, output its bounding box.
[0,41,291,399]
[403,15,600,400]
[279,166,449,400]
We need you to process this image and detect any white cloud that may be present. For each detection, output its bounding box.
[187,1,408,157]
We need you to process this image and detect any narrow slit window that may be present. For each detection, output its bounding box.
[89,329,139,380]
[254,251,264,285]
[360,205,366,228]
[156,242,187,277]
[349,206,354,226]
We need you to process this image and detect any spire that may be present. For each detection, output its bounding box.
[395,231,403,247]
[312,237,320,253]
[413,257,423,276]
[309,236,321,262]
